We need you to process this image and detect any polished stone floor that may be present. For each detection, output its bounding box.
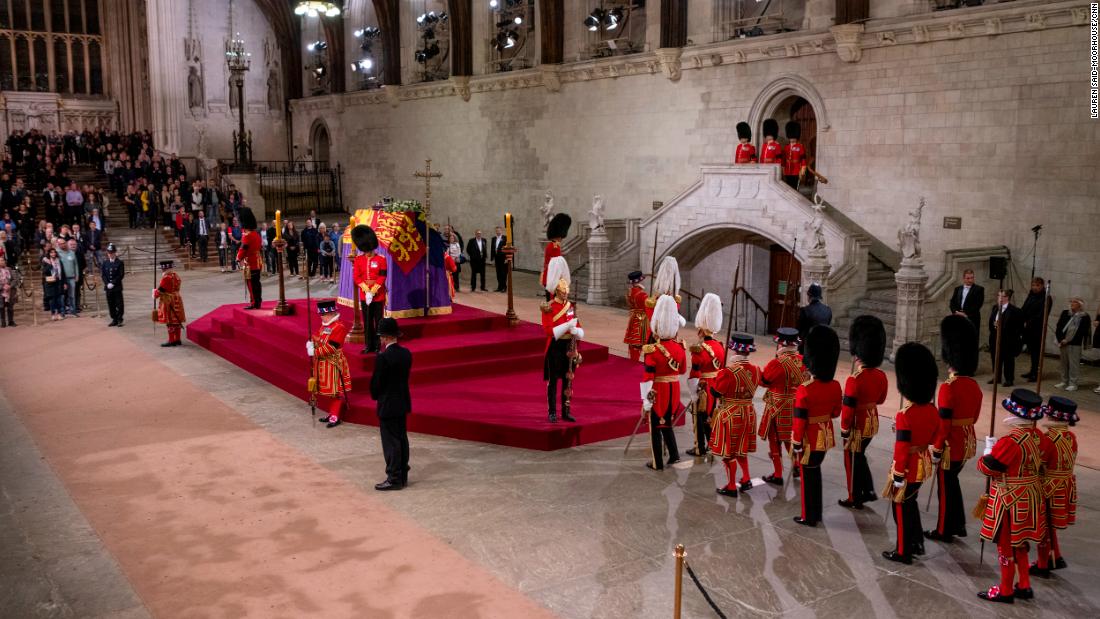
[3,264,1099,618]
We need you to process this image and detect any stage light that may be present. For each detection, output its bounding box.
[294,1,341,17]
[514,16,523,25]
[604,8,623,31]
[307,40,328,52]
[489,0,498,7]
[354,28,363,37]
[351,58,374,72]
[584,10,604,31]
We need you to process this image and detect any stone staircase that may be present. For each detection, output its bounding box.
[834,256,897,354]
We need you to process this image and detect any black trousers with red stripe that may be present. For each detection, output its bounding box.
[893,481,924,556]
[799,451,826,523]
[843,438,874,501]
[935,461,966,536]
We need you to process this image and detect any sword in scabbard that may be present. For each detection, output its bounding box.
[622,405,648,456]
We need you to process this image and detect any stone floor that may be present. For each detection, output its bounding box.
[2,262,1099,618]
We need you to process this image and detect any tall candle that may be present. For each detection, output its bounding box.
[505,212,512,246]
[275,210,282,240]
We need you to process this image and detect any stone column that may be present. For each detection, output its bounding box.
[800,248,831,304]
[145,0,183,154]
[586,229,610,305]
[892,260,929,358]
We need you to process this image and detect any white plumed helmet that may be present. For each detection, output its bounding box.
[544,256,571,294]
[653,256,681,298]
[650,294,682,340]
[694,293,723,335]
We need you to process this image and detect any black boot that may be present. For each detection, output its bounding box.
[547,382,558,423]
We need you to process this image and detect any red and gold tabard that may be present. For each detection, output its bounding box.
[758,351,806,442]
[977,427,1056,546]
[734,142,757,164]
[932,374,983,464]
[759,140,783,165]
[708,361,760,457]
[540,240,562,287]
[353,252,387,304]
[1042,426,1078,529]
[643,339,686,428]
[782,141,806,178]
[888,403,938,484]
[792,378,842,459]
[313,319,352,397]
[690,336,726,418]
[623,286,649,348]
[154,271,185,325]
[236,230,263,270]
[541,297,579,350]
[840,366,888,450]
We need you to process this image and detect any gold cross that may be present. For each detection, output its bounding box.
[413,159,443,216]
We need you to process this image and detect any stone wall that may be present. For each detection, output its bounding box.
[291,1,1098,308]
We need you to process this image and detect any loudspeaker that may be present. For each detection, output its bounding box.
[989,256,1007,281]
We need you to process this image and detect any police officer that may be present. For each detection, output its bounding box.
[101,243,125,326]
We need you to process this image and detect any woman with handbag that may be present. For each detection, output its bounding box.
[285,220,301,277]
[41,248,65,321]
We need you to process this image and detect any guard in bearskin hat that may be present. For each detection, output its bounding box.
[541,256,583,423]
[734,122,756,164]
[881,342,939,564]
[687,293,726,457]
[838,316,889,510]
[758,327,807,485]
[1031,396,1079,577]
[975,388,1056,604]
[352,225,386,354]
[235,207,263,309]
[153,260,186,347]
[310,301,352,428]
[708,333,760,496]
[782,121,807,189]
[623,271,648,362]
[541,214,572,299]
[639,295,684,470]
[791,325,841,526]
[926,314,983,542]
[760,119,783,165]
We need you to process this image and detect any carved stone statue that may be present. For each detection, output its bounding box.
[588,194,605,233]
[266,69,280,111]
[541,190,554,231]
[804,193,827,253]
[898,197,924,263]
[195,124,208,159]
[187,66,204,110]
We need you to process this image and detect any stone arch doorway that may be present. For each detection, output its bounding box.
[746,75,829,194]
[310,120,331,164]
[662,225,802,335]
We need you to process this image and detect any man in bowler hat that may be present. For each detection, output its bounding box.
[371,317,413,490]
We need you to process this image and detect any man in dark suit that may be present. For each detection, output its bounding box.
[949,269,985,333]
[192,211,210,262]
[1019,277,1050,381]
[465,229,488,292]
[370,318,412,491]
[796,283,832,354]
[490,225,507,292]
[987,289,1022,387]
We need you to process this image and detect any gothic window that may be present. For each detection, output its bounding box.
[1,0,104,94]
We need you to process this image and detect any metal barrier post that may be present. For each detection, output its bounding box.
[674,544,685,619]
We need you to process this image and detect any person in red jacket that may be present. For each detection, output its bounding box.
[1031,396,1078,577]
[623,271,648,362]
[976,388,1055,604]
[309,300,352,428]
[838,316,888,509]
[541,256,583,423]
[352,225,386,354]
[235,207,263,309]
[782,121,807,189]
[153,260,186,347]
[540,214,571,300]
[709,333,760,496]
[759,119,783,165]
[640,295,684,471]
[734,122,756,164]
[926,315,983,542]
[791,325,841,527]
[759,328,806,484]
[882,343,939,564]
[687,293,725,457]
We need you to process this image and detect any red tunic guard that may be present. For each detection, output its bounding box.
[759,140,783,165]
[839,366,888,506]
[928,374,982,539]
[758,350,806,481]
[154,268,186,346]
[734,143,757,164]
[623,284,648,361]
[885,403,937,559]
[688,337,726,456]
[540,240,561,288]
[791,378,842,525]
[1033,397,1078,575]
[642,339,685,470]
[709,360,760,492]
[354,252,387,353]
[313,318,351,425]
[236,229,263,308]
[782,142,806,179]
[541,296,581,423]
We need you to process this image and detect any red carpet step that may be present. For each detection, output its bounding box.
[187,299,671,450]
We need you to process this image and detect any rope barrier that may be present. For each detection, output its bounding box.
[684,560,729,619]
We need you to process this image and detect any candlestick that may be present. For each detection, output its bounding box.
[275,210,282,240]
[505,212,513,247]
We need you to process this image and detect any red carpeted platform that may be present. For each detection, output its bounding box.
[187,299,669,450]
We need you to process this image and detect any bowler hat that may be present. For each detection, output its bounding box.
[377,317,402,338]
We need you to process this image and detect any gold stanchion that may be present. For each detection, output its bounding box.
[673,544,685,619]
[272,238,293,316]
[504,246,518,326]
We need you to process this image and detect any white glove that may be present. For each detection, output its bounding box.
[688,378,699,394]
[151,288,157,299]
[306,341,315,356]
[640,380,654,410]
[642,398,653,412]
[984,436,996,456]
[364,293,374,305]
[893,479,905,489]
[678,314,687,327]
[552,318,577,340]
[106,283,113,289]
[571,326,584,340]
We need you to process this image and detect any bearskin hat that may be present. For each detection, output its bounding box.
[849,315,886,369]
[785,121,801,140]
[940,314,979,376]
[693,293,723,335]
[546,213,572,240]
[895,342,938,405]
[352,225,379,253]
[238,206,257,230]
[736,122,752,141]
[803,325,839,381]
[763,119,779,139]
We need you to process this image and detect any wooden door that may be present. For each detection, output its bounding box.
[767,244,801,333]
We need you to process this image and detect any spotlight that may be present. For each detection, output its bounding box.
[351,58,374,72]
[363,26,381,39]
[489,0,498,7]
[584,10,604,31]
[354,28,363,37]
[492,30,517,51]
[604,8,623,31]
[307,40,327,52]
[312,64,326,77]
[417,11,441,26]
[514,16,523,25]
